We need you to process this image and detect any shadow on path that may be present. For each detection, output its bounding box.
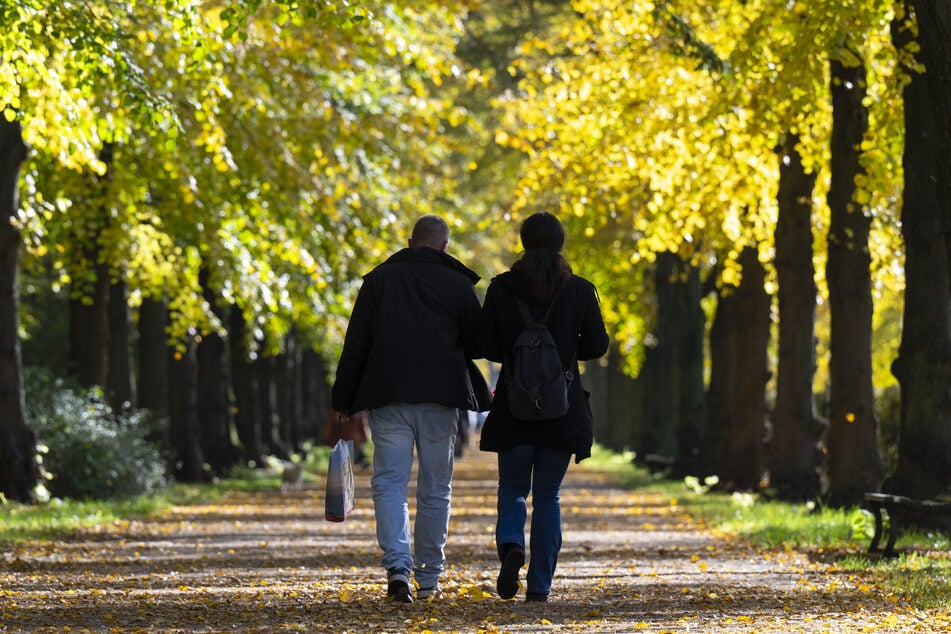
[0,446,936,632]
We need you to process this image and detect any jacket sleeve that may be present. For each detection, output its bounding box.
[576,281,610,361]
[459,284,484,360]
[476,282,505,363]
[331,278,376,413]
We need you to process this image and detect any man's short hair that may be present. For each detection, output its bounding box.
[411,215,450,248]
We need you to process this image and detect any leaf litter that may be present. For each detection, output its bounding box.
[1,449,946,633]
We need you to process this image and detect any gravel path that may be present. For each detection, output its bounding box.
[0,446,942,632]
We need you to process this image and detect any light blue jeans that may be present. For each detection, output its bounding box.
[368,403,458,589]
[496,444,572,596]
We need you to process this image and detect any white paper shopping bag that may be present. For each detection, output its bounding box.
[324,438,355,522]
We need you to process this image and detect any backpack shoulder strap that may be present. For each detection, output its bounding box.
[515,292,562,327]
[539,294,560,324]
[515,297,536,326]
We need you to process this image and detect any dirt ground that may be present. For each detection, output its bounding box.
[0,443,945,633]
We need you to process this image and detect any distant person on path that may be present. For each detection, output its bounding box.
[331,215,488,603]
[478,212,609,603]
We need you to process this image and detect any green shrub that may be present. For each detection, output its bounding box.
[24,369,167,501]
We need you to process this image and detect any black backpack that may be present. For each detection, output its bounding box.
[506,294,574,421]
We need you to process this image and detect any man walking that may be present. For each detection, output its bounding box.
[331,215,485,603]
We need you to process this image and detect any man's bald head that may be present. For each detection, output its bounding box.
[409,215,450,251]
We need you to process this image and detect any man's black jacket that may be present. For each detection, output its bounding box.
[332,246,486,414]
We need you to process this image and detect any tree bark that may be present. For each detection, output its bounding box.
[196,269,235,475]
[276,334,302,453]
[770,134,824,501]
[69,263,110,389]
[674,262,705,478]
[68,144,114,391]
[300,347,331,443]
[138,296,170,422]
[0,119,39,503]
[107,278,136,411]
[640,251,683,465]
[702,248,771,490]
[586,344,642,453]
[229,307,265,466]
[639,251,705,475]
[824,53,882,506]
[168,335,206,482]
[889,2,951,497]
[256,351,289,458]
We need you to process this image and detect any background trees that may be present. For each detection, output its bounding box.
[3,0,949,508]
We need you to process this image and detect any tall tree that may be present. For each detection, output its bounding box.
[197,268,235,475]
[825,51,882,506]
[107,277,136,411]
[0,119,39,502]
[137,296,169,423]
[229,307,265,466]
[168,335,205,481]
[770,134,824,501]
[889,1,951,497]
[702,247,771,490]
[640,252,705,474]
[68,145,114,390]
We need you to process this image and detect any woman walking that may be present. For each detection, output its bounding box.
[478,212,609,602]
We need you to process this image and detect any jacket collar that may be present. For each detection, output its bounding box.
[378,246,480,284]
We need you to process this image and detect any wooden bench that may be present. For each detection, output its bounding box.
[862,492,951,557]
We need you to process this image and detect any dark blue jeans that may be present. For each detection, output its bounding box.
[496,444,572,596]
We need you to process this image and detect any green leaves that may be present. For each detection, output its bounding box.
[11,0,482,361]
[490,0,904,376]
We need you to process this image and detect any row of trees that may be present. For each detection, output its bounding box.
[3,1,951,508]
[2,0,484,499]
[498,0,951,503]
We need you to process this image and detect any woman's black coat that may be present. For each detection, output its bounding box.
[478,271,609,462]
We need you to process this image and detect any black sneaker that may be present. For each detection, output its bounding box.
[387,568,413,603]
[496,544,524,600]
[415,583,441,600]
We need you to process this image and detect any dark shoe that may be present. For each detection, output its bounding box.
[416,583,441,600]
[387,568,413,603]
[496,544,524,600]
[526,592,549,602]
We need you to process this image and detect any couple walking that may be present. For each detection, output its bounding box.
[330,212,609,603]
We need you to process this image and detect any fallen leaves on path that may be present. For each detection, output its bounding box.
[1,449,946,633]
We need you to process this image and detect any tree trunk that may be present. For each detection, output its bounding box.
[770,134,825,501]
[69,263,110,389]
[229,307,265,466]
[276,334,302,453]
[640,251,684,466]
[639,251,705,475]
[0,119,39,503]
[300,347,331,443]
[196,269,235,475]
[138,296,170,422]
[256,351,289,458]
[702,248,771,490]
[587,344,642,453]
[824,53,882,506]
[674,262,705,478]
[68,144,114,391]
[889,2,951,497]
[107,278,136,411]
[168,335,206,481]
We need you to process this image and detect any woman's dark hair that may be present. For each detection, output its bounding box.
[510,212,573,304]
